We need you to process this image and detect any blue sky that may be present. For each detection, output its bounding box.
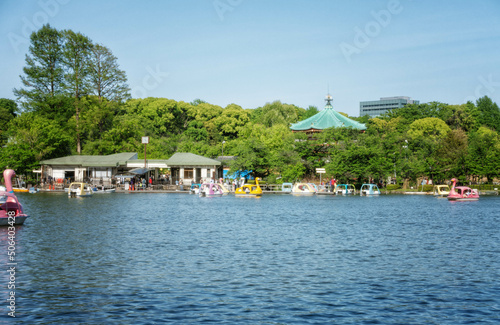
[1,0,499,116]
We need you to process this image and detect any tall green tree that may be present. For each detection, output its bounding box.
[13,24,67,117]
[62,29,93,153]
[476,96,500,132]
[88,44,130,103]
[467,127,500,182]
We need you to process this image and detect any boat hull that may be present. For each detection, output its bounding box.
[93,189,116,194]
[235,193,262,197]
[361,191,380,196]
[0,215,28,226]
[200,193,223,198]
[447,197,479,201]
[291,192,315,196]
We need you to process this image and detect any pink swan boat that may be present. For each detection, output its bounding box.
[0,169,29,225]
[447,178,479,201]
[199,183,224,197]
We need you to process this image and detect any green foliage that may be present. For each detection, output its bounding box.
[476,96,500,132]
[386,184,400,191]
[421,184,433,192]
[408,117,451,141]
[0,99,18,143]
[0,113,72,174]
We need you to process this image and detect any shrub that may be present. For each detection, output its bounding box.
[422,184,433,192]
[386,184,400,191]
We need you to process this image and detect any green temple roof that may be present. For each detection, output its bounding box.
[290,95,366,131]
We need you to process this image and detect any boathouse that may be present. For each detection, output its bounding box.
[39,152,142,184]
[290,94,366,133]
[39,152,224,186]
[167,152,223,185]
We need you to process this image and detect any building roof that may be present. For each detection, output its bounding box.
[40,152,138,167]
[166,152,221,166]
[290,94,366,131]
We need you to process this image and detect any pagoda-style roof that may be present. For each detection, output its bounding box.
[290,94,366,132]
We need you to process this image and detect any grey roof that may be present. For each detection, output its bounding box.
[40,152,138,167]
[166,153,221,166]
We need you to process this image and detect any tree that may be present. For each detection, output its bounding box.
[298,105,318,121]
[258,101,301,127]
[467,127,500,182]
[0,99,18,138]
[212,104,250,140]
[0,112,72,174]
[62,29,93,154]
[435,128,468,181]
[13,24,66,117]
[476,96,500,132]
[88,44,130,103]
[407,117,451,142]
[230,123,299,178]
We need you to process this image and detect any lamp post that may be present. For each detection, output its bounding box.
[222,140,226,157]
[142,136,149,168]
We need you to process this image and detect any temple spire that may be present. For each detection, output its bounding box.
[325,93,333,109]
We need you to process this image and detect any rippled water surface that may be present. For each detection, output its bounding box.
[1,193,499,324]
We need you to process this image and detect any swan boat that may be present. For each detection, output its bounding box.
[199,183,224,197]
[447,178,479,201]
[235,177,263,197]
[0,169,29,226]
[291,183,316,196]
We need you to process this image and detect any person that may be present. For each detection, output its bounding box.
[149,176,153,188]
[130,178,135,191]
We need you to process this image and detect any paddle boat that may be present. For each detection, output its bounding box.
[68,182,93,197]
[92,186,116,193]
[335,184,356,195]
[433,184,450,197]
[199,183,224,197]
[308,183,319,192]
[291,183,316,196]
[447,178,479,201]
[0,169,29,226]
[189,183,201,194]
[281,182,293,193]
[360,183,381,196]
[217,178,231,195]
[235,177,262,197]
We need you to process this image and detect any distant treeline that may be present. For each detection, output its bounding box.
[1,24,500,186]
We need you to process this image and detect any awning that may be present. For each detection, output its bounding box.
[128,167,151,175]
[114,174,135,179]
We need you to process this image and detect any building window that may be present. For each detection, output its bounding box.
[184,168,193,179]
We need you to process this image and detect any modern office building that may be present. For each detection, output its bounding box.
[359,96,419,118]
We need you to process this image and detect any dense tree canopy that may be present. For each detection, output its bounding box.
[2,25,500,186]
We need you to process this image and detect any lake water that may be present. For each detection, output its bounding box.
[1,192,499,324]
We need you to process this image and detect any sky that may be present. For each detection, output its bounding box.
[1,0,499,116]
